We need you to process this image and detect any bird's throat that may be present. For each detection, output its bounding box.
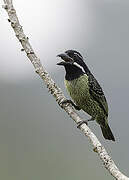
[64,65,84,81]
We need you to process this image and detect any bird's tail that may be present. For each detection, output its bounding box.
[100,124,115,141]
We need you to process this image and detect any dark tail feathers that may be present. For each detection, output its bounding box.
[100,124,115,141]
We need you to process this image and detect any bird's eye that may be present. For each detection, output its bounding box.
[73,53,82,60]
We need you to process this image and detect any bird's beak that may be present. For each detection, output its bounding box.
[57,53,74,66]
[57,53,67,58]
[57,61,67,66]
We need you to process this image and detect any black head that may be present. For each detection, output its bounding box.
[57,49,89,72]
[57,49,84,68]
[57,49,90,80]
[65,50,83,59]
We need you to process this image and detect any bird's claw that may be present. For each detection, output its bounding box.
[59,99,81,110]
[77,120,88,128]
[59,99,71,108]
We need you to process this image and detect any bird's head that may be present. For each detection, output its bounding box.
[57,50,85,73]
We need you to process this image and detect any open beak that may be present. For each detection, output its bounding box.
[57,61,67,66]
[57,53,74,66]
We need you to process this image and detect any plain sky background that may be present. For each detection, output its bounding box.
[1,0,129,179]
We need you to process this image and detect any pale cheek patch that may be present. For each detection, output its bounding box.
[73,62,85,73]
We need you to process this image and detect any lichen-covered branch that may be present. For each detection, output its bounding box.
[2,1,129,179]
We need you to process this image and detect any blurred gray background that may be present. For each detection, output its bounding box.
[1,0,129,179]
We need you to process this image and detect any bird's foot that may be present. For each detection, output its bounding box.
[77,120,88,128]
[87,117,95,122]
[60,99,81,110]
[77,118,94,128]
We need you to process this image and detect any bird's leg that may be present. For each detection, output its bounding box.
[60,99,81,110]
[77,117,95,128]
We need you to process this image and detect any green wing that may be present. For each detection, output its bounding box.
[88,74,108,117]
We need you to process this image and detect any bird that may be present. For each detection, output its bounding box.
[57,49,115,141]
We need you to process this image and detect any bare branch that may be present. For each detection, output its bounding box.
[2,1,129,179]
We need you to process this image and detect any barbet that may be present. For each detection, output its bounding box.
[57,50,115,141]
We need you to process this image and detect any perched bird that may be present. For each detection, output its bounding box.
[57,50,115,141]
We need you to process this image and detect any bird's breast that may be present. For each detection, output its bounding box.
[64,74,104,118]
[65,75,90,106]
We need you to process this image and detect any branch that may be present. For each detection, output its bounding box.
[2,1,129,179]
